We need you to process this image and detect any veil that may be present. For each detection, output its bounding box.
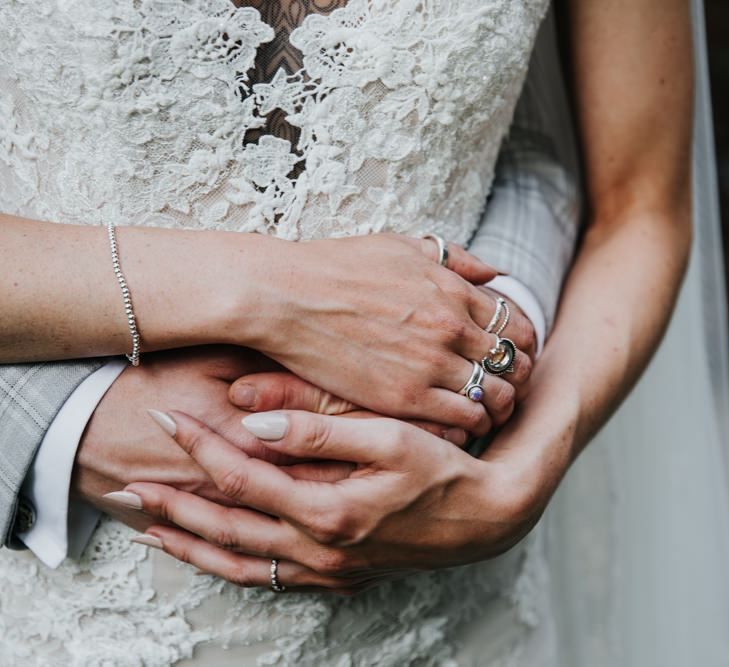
[544,1,729,664]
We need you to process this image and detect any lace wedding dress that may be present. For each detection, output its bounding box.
[0,1,555,665]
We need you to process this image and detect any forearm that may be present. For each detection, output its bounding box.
[0,215,274,362]
[493,204,691,503]
[501,0,695,501]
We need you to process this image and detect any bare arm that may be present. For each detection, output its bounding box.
[105,1,698,587]
[489,0,694,513]
[0,214,522,432]
[0,217,278,362]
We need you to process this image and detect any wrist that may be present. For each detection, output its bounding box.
[206,233,291,351]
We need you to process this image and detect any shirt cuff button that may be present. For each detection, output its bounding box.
[15,499,37,533]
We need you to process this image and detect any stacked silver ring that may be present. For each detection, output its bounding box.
[485,297,510,337]
[270,559,286,593]
[423,233,449,267]
[482,297,516,375]
[459,361,485,402]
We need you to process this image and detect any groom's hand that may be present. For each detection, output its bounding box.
[73,346,280,531]
[74,346,467,533]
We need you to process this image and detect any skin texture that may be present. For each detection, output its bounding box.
[113,0,694,593]
[75,286,534,532]
[75,347,466,534]
[0,221,534,432]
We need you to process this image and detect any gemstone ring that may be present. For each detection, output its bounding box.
[459,361,486,402]
[481,337,516,376]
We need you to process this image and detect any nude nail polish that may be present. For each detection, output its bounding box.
[130,535,163,550]
[242,412,289,440]
[147,409,177,436]
[103,491,143,510]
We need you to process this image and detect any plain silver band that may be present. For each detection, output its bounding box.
[423,233,449,267]
[458,361,485,399]
[270,559,286,593]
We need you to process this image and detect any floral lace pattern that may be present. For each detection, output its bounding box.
[0,0,550,664]
[0,0,547,242]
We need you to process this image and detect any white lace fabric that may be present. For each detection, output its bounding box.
[0,1,550,664]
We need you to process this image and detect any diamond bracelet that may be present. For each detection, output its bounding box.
[107,221,141,366]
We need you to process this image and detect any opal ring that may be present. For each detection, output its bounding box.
[481,337,516,376]
[459,361,486,402]
[270,559,286,593]
[423,233,449,267]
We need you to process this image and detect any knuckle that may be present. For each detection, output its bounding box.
[217,464,250,499]
[304,418,334,457]
[315,549,351,576]
[230,565,255,588]
[441,275,470,302]
[153,488,186,524]
[510,316,536,352]
[423,348,451,378]
[310,507,357,546]
[514,354,533,384]
[208,520,238,549]
[184,428,208,459]
[426,307,467,346]
[462,405,486,432]
[382,420,410,456]
[490,382,516,416]
[172,543,193,566]
[156,496,176,523]
[390,383,422,415]
[309,515,342,546]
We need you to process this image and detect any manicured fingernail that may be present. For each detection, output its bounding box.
[443,428,468,447]
[242,412,289,440]
[147,409,177,436]
[103,491,143,510]
[130,534,163,550]
[231,383,257,408]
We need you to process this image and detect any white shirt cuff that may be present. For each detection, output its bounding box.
[17,360,127,568]
[485,276,546,356]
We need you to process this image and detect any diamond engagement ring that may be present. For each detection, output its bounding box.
[459,361,486,402]
[270,559,286,593]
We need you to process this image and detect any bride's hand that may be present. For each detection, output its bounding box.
[120,408,546,594]
[241,233,534,436]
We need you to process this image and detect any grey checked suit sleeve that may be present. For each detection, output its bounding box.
[468,8,583,332]
[0,360,104,547]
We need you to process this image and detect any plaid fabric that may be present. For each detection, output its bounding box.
[469,8,583,331]
[0,360,103,545]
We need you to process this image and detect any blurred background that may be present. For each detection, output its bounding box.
[705,1,728,291]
